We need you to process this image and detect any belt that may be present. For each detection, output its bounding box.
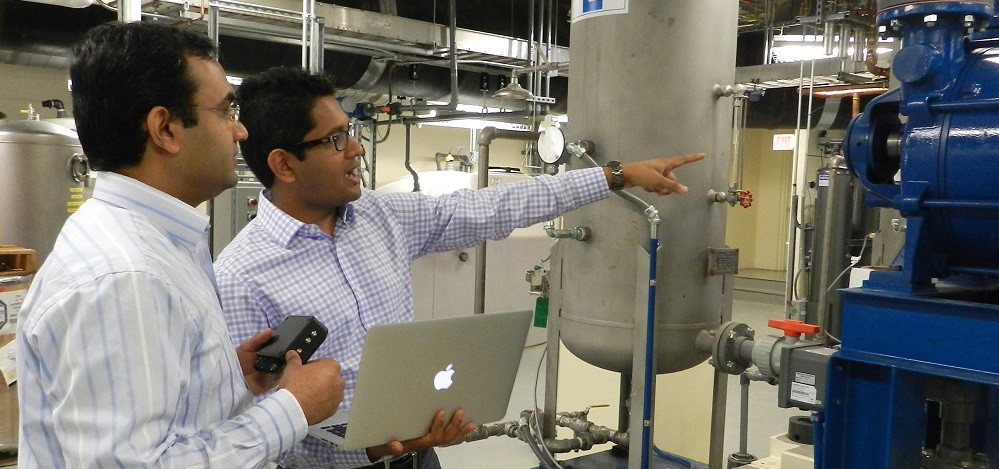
[358,450,418,469]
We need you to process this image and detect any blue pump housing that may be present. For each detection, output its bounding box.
[845,0,999,288]
[824,2,999,468]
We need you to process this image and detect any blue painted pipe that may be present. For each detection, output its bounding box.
[641,235,658,469]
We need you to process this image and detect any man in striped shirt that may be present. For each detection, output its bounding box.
[16,23,345,468]
[216,66,702,469]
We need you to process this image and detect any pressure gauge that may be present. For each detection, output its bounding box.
[537,126,568,165]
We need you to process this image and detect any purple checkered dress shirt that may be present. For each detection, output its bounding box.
[215,167,608,468]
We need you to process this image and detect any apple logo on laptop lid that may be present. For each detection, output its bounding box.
[434,364,455,390]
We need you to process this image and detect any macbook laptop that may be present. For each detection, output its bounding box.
[308,309,533,450]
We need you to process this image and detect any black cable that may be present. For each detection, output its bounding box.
[404,123,420,192]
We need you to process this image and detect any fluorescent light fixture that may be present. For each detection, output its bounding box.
[418,101,530,130]
[425,102,510,114]
[419,119,530,131]
[19,0,94,7]
[811,87,889,98]
[770,34,895,63]
[226,75,243,86]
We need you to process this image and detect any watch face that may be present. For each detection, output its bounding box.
[538,127,567,164]
[609,161,625,190]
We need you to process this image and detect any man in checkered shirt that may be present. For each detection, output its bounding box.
[215,66,703,469]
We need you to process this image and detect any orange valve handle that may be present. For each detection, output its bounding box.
[738,189,753,208]
[767,319,820,338]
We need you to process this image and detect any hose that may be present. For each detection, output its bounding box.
[652,444,707,469]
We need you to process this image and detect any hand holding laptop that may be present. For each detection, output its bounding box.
[280,350,347,425]
[307,311,533,451]
[365,409,476,461]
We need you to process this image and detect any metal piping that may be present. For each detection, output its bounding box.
[514,62,570,76]
[404,124,420,192]
[543,220,590,241]
[367,121,378,189]
[730,92,747,190]
[449,421,519,443]
[400,110,532,126]
[452,412,629,452]
[301,0,313,69]
[569,145,661,469]
[401,0,459,113]
[473,127,541,315]
[118,0,141,21]
[544,0,554,100]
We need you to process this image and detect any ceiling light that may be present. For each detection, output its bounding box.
[808,85,889,98]
[492,71,533,100]
[19,0,94,7]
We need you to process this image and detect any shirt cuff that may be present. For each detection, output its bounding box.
[259,388,309,455]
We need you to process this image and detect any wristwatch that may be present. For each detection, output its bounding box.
[606,160,625,191]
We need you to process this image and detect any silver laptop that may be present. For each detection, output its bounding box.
[308,310,533,450]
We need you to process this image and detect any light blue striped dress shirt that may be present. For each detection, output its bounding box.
[215,167,608,468]
[16,171,308,468]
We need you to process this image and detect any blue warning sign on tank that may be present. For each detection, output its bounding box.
[583,0,602,12]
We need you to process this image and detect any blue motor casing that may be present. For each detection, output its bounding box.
[845,0,999,287]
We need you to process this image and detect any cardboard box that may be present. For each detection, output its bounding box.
[0,275,30,449]
[0,246,36,278]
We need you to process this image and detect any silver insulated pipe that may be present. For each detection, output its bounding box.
[548,1,737,374]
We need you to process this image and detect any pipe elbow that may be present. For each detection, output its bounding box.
[478,126,498,145]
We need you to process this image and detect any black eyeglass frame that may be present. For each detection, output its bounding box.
[283,130,352,153]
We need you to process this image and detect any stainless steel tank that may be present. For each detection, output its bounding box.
[549,1,737,374]
[0,119,91,263]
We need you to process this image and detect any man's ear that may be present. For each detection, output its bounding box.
[146,106,182,154]
[268,149,299,184]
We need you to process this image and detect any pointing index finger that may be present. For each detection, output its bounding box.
[670,153,705,169]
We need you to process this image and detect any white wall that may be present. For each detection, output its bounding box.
[368,123,531,188]
[0,64,73,121]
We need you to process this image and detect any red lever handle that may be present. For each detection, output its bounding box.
[767,319,820,338]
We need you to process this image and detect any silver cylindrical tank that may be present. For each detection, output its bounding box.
[550,1,737,374]
[0,120,91,263]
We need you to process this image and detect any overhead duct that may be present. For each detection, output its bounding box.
[0,0,570,112]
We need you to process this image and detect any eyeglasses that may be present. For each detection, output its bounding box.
[284,130,351,152]
[189,103,240,121]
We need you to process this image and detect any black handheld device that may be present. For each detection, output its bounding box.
[254,315,328,373]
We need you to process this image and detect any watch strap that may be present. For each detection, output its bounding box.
[607,160,625,191]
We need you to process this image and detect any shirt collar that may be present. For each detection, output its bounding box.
[256,189,356,248]
[91,171,210,251]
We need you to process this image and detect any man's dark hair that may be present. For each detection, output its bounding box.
[235,66,337,188]
[70,21,217,171]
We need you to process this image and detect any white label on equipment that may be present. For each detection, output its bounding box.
[790,382,818,405]
[795,372,816,386]
[818,174,830,187]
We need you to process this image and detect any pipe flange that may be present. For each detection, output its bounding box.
[710,321,755,375]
